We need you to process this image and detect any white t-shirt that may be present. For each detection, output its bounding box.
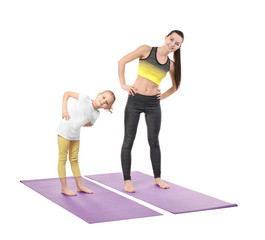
[57,93,100,140]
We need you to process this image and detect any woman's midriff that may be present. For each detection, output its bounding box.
[133,75,159,96]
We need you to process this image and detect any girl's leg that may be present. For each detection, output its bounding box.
[69,140,93,194]
[58,135,76,195]
[145,102,169,189]
[69,140,81,177]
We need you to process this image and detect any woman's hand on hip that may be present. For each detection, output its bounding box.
[122,84,138,96]
[157,89,162,100]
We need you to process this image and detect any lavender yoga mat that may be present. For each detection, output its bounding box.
[86,171,238,214]
[21,177,162,224]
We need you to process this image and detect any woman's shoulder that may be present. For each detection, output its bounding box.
[170,59,175,64]
[135,44,152,53]
[169,59,175,72]
[137,45,152,59]
[140,44,152,50]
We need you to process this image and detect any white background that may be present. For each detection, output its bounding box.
[1,0,264,239]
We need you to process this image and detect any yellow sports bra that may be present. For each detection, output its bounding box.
[137,47,170,85]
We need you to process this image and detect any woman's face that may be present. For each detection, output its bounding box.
[164,32,183,52]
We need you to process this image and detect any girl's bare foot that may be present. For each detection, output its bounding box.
[124,180,135,193]
[77,185,93,194]
[75,176,93,194]
[61,186,77,196]
[155,178,170,189]
[60,178,76,196]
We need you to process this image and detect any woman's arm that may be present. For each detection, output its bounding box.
[62,91,79,120]
[160,61,178,100]
[118,45,151,95]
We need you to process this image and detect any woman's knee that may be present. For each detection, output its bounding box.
[148,136,160,148]
[122,136,135,149]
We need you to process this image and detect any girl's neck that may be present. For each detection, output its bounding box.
[92,100,98,110]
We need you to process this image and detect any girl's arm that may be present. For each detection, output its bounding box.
[118,45,151,95]
[83,122,93,127]
[160,61,178,100]
[62,91,79,120]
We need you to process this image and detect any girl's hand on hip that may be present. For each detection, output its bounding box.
[122,85,138,96]
[157,89,162,100]
[62,111,71,120]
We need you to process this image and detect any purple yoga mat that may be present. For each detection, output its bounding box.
[21,177,162,224]
[86,171,238,214]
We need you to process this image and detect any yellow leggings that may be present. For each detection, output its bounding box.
[58,135,81,178]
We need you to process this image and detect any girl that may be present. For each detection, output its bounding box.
[57,90,115,196]
[118,30,184,192]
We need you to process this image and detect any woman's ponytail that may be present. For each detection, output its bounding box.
[167,30,184,90]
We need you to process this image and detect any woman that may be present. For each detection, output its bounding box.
[118,30,184,192]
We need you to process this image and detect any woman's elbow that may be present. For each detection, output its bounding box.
[118,59,126,67]
[172,85,178,93]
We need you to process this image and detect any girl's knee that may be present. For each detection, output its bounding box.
[69,155,79,165]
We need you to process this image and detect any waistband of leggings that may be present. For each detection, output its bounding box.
[128,93,159,101]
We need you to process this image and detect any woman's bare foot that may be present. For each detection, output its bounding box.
[155,178,170,189]
[77,185,93,194]
[124,180,135,193]
[61,186,77,196]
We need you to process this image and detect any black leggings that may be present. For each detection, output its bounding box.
[121,94,161,180]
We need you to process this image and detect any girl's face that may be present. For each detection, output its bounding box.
[164,32,183,52]
[95,92,114,110]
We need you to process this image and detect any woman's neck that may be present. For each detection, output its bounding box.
[157,46,170,57]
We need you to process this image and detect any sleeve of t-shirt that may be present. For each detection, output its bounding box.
[78,93,89,103]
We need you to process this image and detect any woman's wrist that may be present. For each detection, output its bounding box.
[121,84,127,90]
